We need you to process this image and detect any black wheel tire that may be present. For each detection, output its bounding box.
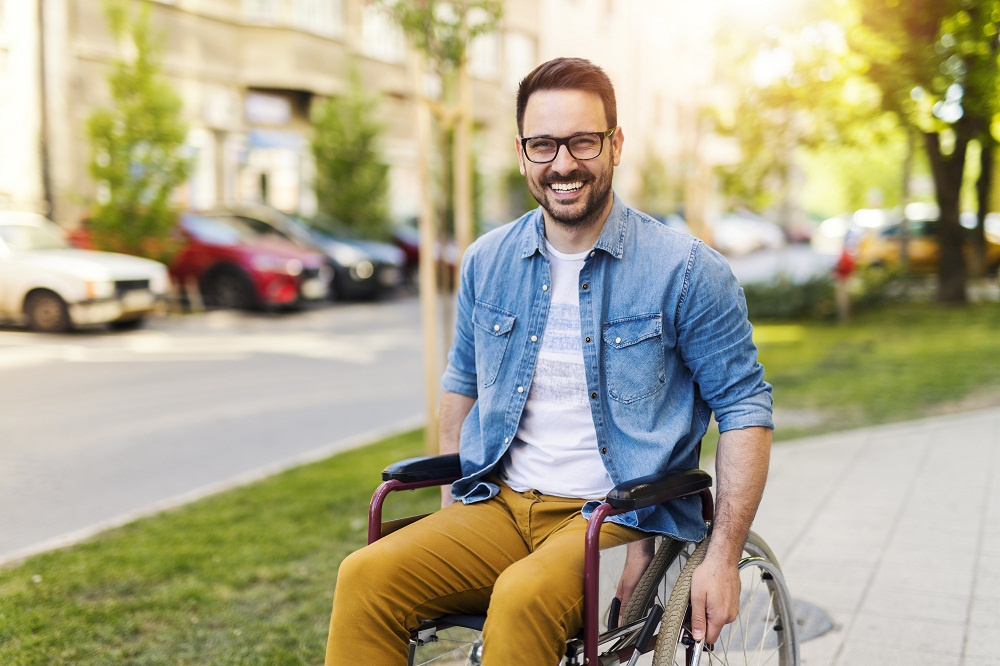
[202,269,256,310]
[108,317,146,331]
[25,291,72,333]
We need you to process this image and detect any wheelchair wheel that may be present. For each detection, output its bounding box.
[408,625,483,666]
[653,535,799,665]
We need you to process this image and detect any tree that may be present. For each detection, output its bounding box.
[311,71,391,239]
[845,0,1000,302]
[86,0,190,263]
[379,0,502,453]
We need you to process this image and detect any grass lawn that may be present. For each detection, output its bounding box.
[2,301,999,664]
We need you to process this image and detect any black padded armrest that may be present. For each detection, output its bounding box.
[382,454,462,483]
[605,469,712,510]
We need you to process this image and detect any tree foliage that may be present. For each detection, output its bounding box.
[86,0,190,262]
[381,0,502,72]
[845,0,1000,301]
[310,72,391,239]
[722,0,1000,302]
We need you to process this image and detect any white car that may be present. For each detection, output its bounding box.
[0,212,170,332]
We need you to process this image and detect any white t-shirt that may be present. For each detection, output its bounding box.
[500,240,614,499]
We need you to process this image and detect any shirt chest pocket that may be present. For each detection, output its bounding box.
[603,313,665,403]
[472,301,516,388]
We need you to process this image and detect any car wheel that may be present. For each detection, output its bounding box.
[108,317,146,331]
[202,268,256,310]
[25,290,72,333]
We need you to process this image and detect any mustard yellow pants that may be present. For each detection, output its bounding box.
[325,481,643,665]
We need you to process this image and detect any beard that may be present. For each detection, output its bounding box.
[527,163,615,229]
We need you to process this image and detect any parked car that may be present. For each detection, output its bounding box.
[170,212,330,310]
[211,205,405,301]
[0,212,169,332]
[855,214,1000,275]
[710,212,786,256]
[391,220,458,284]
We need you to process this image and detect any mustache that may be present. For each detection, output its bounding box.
[542,171,591,184]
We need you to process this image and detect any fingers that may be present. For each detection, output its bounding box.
[690,562,740,644]
[690,577,708,641]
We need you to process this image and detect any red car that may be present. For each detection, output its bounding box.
[172,212,330,309]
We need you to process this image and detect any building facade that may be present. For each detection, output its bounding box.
[7,0,540,228]
[4,0,727,232]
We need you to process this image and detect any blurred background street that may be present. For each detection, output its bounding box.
[0,296,425,563]
[3,0,1000,663]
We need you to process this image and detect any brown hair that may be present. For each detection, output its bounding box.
[515,57,617,135]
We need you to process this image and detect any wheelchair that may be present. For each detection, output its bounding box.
[368,454,799,666]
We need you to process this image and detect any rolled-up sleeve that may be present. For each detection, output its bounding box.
[441,249,479,398]
[675,242,773,432]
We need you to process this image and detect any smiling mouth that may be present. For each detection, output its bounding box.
[549,181,584,194]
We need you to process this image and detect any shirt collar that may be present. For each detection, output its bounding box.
[520,192,628,260]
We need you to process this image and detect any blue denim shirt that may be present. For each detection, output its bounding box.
[441,194,773,541]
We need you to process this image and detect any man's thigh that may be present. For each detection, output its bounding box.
[359,495,531,621]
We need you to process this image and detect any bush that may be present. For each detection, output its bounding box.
[743,274,837,320]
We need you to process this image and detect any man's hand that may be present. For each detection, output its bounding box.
[612,539,655,625]
[689,552,740,644]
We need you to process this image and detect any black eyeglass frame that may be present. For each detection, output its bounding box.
[519,128,617,164]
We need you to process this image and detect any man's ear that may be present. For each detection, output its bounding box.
[611,127,624,167]
[515,135,527,176]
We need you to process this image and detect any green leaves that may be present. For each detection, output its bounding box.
[86,0,190,263]
[310,70,391,238]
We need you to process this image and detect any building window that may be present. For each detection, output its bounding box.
[469,33,499,81]
[504,32,535,93]
[244,0,284,23]
[293,0,343,37]
[361,3,405,63]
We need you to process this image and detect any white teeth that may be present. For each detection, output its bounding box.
[551,181,583,192]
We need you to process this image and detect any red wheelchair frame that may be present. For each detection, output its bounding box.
[367,454,715,665]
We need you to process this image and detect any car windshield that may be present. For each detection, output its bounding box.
[181,215,261,245]
[0,220,70,251]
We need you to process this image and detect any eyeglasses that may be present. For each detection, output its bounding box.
[520,128,616,164]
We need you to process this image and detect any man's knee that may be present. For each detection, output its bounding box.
[490,557,579,620]
[334,543,400,607]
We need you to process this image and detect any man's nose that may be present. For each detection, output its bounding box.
[550,143,581,174]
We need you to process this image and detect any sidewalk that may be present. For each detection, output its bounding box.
[754,407,1000,666]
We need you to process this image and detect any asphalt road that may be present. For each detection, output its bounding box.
[0,297,427,564]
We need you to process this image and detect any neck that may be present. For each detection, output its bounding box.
[542,196,614,254]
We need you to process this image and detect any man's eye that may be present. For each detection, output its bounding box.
[528,139,556,151]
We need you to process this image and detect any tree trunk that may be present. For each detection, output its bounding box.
[453,56,474,269]
[899,130,914,274]
[923,131,968,303]
[972,139,994,278]
[414,51,442,454]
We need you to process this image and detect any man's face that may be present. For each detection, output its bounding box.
[516,89,623,228]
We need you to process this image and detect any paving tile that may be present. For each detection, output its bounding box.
[969,597,1000,626]
[964,622,1000,660]
[860,587,969,625]
[844,612,965,657]
[834,640,961,666]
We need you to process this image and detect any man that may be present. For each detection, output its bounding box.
[326,57,772,665]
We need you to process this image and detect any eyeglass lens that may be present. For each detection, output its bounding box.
[525,133,604,163]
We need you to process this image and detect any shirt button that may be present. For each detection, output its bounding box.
[601,447,608,454]
[590,391,597,399]
[504,437,509,443]
[581,283,589,290]
[590,251,596,257]
[585,336,591,343]
[531,335,538,342]
[615,337,622,344]
[542,284,548,291]
[494,324,500,332]
[517,386,525,393]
